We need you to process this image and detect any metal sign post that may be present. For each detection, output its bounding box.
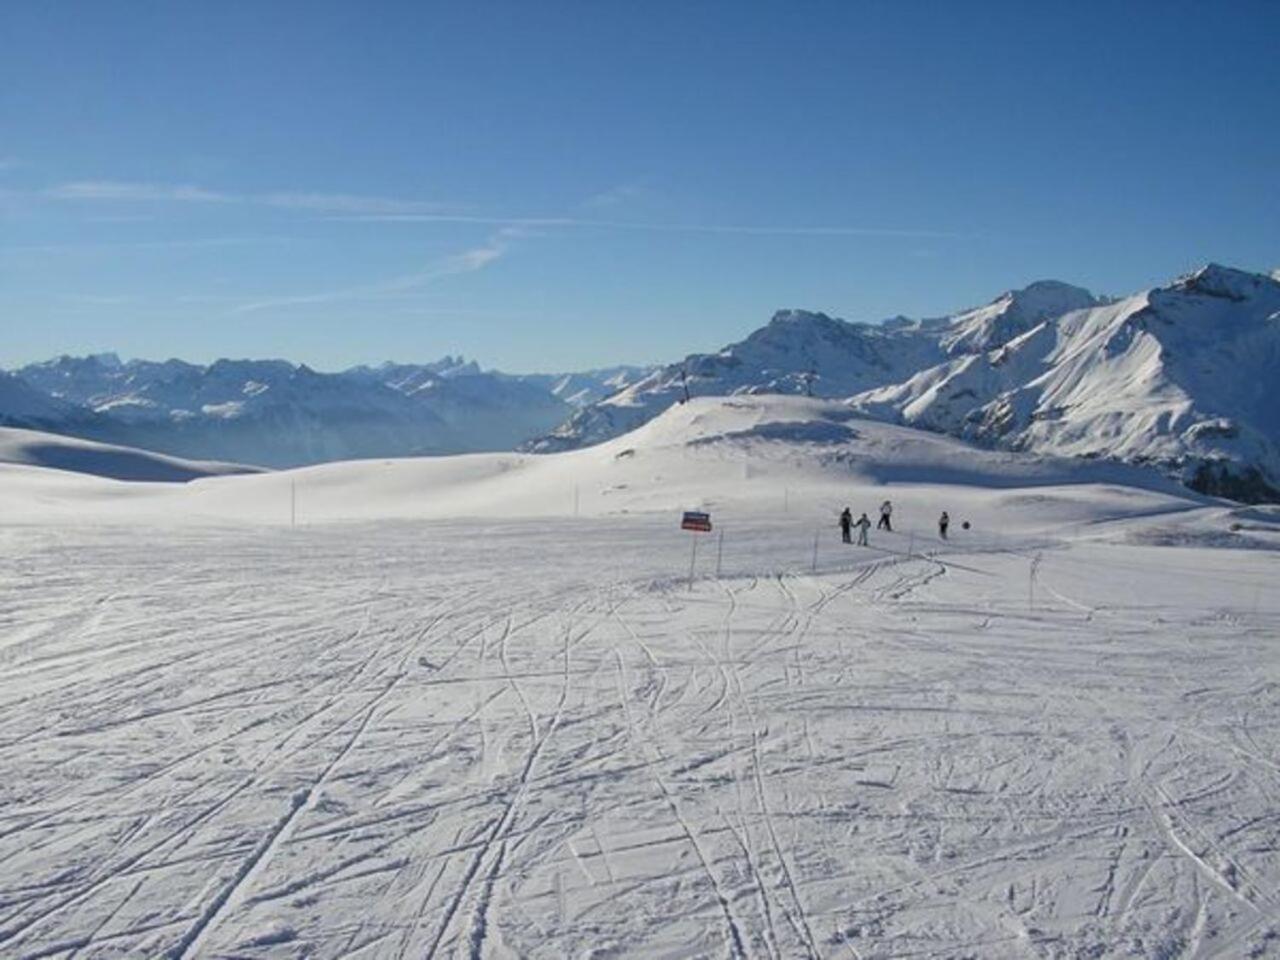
[681,511,713,589]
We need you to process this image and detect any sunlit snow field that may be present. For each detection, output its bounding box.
[1,398,1278,959]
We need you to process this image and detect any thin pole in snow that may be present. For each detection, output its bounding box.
[688,535,699,590]
[715,527,724,579]
[811,529,819,573]
[1029,553,1042,611]
[908,530,914,559]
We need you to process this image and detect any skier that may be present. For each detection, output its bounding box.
[855,511,872,546]
[939,510,950,540]
[839,507,853,544]
[877,500,893,532]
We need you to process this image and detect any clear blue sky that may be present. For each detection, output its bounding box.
[2,1,1277,373]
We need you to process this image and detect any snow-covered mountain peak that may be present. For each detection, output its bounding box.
[765,308,843,328]
[851,263,1280,501]
[205,358,298,382]
[1171,262,1277,303]
[941,279,1101,355]
[878,314,916,332]
[740,309,870,353]
[528,280,1109,456]
[423,355,482,378]
[87,352,124,370]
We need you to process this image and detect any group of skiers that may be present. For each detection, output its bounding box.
[838,500,953,546]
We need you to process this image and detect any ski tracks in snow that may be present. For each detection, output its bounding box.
[0,521,1277,957]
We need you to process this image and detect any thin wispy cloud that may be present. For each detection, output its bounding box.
[47,181,234,203]
[337,213,960,239]
[59,293,139,306]
[42,179,958,238]
[261,192,449,215]
[229,231,511,315]
[45,181,451,216]
[1,236,302,255]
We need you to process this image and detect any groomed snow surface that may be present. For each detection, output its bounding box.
[1,397,1278,959]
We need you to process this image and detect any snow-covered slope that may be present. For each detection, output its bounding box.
[3,391,1277,958]
[852,265,1280,502]
[528,281,1101,452]
[0,427,258,482]
[0,395,1205,528]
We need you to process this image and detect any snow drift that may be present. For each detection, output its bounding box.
[0,427,259,482]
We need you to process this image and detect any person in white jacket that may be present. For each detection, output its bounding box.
[877,500,893,532]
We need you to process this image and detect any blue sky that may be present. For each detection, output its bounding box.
[2,1,1277,373]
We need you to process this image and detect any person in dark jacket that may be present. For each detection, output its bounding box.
[939,510,950,540]
[839,507,853,544]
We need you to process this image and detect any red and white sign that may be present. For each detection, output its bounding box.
[681,511,712,532]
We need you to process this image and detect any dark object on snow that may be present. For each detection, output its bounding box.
[939,511,950,540]
[962,520,971,530]
[682,510,712,532]
[839,507,853,544]
[1188,462,1280,504]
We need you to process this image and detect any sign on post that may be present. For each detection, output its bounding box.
[681,511,712,589]
[682,511,713,533]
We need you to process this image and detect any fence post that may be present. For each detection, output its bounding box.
[688,535,699,590]
[715,527,724,578]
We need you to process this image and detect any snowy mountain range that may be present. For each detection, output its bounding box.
[528,265,1280,502]
[4,263,1278,501]
[852,264,1280,502]
[3,355,653,469]
[526,279,1106,452]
